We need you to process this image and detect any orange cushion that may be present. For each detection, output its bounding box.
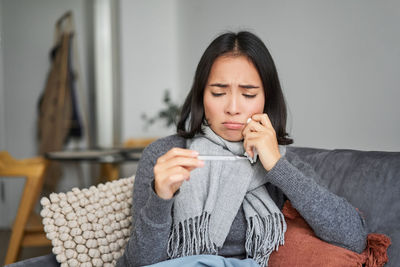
[268,201,391,267]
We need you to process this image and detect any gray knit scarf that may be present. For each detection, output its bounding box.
[167,126,287,266]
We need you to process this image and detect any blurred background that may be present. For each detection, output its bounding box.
[0,0,399,262]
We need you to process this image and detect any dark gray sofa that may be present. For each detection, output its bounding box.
[6,146,400,267]
[289,146,399,266]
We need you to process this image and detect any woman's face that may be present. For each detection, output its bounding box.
[203,55,265,141]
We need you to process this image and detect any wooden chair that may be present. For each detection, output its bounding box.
[1,151,51,265]
[124,137,156,148]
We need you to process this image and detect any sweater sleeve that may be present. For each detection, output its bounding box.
[116,139,179,267]
[266,150,368,253]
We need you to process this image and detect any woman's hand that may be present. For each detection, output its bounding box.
[154,148,204,199]
[242,113,281,171]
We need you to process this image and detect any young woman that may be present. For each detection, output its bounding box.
[117,31,367,267]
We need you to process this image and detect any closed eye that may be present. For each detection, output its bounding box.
[211,92,226,97]
[243,94,257,98]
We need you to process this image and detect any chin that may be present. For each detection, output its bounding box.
[220,133,243,142]
[211,126,243,142]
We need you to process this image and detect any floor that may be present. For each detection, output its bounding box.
[0,229,52,265]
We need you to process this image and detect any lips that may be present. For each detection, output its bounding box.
[223,121,244,130]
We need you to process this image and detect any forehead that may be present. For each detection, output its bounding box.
[208,55,261,82]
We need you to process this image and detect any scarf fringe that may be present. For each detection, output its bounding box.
[245,213,287,267]
[167,212,218,258]
[168,211,286,267]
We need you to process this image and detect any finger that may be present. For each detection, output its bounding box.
[244,142,254,158]
[154,157,204,179]
[243,133,257,158]
[155,172,186,199]
[167,168,190,184]
[251,113,273,128]
[158,147,199,163]
[156,166,191,187]
[169,174,187,184]
[161,156,204,172]
[243,131,265,156]
[165,166,194,187]
[243,138,253,158]
[186,165,199,172]
[242,119,263,138]
[244,128,276,145]
[243,120,265,135]
[243,129,261,144]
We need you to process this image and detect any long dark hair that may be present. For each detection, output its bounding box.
[177,31,293,145]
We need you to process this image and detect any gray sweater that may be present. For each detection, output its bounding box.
[117,135,367,267]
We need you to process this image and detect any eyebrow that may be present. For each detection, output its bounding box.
[209,83,228,88]
[209,83,260,89]
[240,85,260,89]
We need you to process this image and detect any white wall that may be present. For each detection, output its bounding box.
[0,0,5,150]
[175,0,400,151]
[120,0,400,151]
[120,0,179,140]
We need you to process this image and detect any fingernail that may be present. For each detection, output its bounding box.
[192,151,199,156]
[198,160,205,167]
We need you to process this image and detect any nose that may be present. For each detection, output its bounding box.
[225,94,240,115]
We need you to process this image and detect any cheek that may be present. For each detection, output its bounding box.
[204,97,219,120]
[247,98,265,116]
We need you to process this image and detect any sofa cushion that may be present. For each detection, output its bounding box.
[288,147,400,266]
[269,201,390,267]
[40,176,134,267]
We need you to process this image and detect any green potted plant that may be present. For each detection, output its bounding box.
[141,89,181,131]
